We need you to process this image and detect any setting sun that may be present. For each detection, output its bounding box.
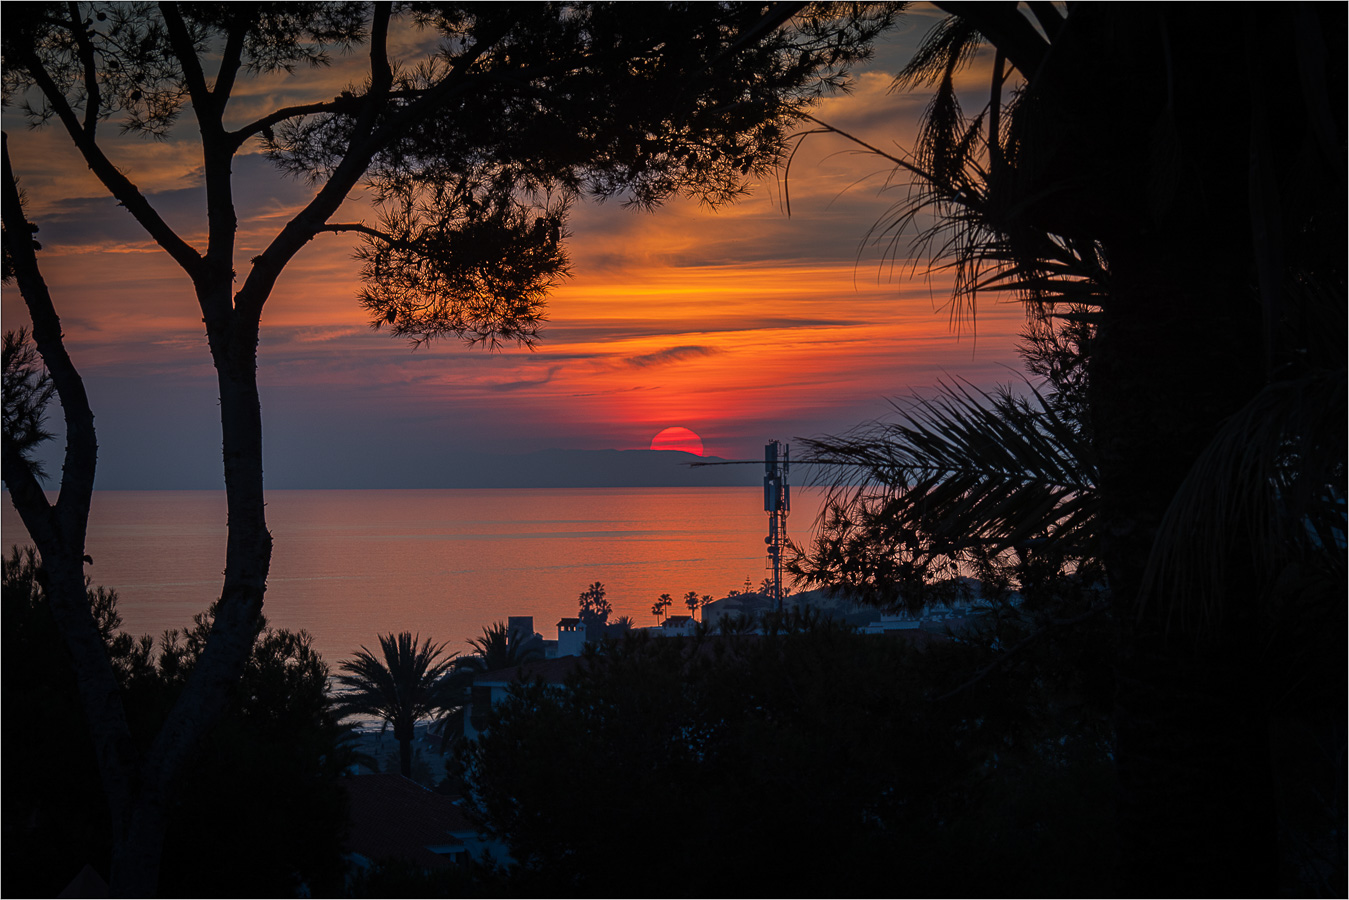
[650,426,704,456]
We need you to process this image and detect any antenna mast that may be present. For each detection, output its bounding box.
[689,442,791,611]
[763,440,789,611]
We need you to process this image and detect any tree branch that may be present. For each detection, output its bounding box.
[359,16,512,154]
[227,4,390,153]
[16,53,204,276]
[2,130,139,823]
[369,2,393,95]
[712,2,809,66]
[65,2,102,136]
[233,18,506,319]
[211,9,249,106]
[988,49,1006,176]
[799,113,932,180]
[318,222,431,265]
[226,97,363,151]
[319,221,398,244]
[2,134,99,539]
[159,2,217,125]
[160,1,237,309]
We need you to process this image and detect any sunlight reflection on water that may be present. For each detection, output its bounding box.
[2,487,825,664]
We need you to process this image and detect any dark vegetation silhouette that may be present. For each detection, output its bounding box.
[344,856,508,899]
[457,621,545,674]
[394,4,1342,889]
[650,591,674,622]
[457,617,1115,896]
[792,4,1346,893]
[2,546,352,898]
[575,580,611,627]
[8,4,1338,895]
[332,632,457,779]
[436,620,546,748]
[0,5,894,892]
[682,588,713,619]
[1,329,56,477]
[794,376,1101,616]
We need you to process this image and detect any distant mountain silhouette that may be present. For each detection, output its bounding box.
[432,449,761,489]
[95,448,774,490]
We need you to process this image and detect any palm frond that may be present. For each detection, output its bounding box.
[332,632,457,727]
[796,378,1098,608]
[809,378,1096,539]
[866,110,1110,337]
[893,15,984,91]
[1140,370,1347,634]
[456,620,545,675]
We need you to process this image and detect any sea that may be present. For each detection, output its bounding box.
[1,487,822,666]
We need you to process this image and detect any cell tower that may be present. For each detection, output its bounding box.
[689,441,791,611]
[763,440,789,611]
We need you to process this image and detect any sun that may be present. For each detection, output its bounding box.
[650,426,704,456]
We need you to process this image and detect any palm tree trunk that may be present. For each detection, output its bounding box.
[1091,244,1275,895]
[395,720,415,778]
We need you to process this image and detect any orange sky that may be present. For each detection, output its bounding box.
[1,8,1031,487]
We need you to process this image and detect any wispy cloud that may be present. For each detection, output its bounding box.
[487,367,562,392]
[623,345,723,369]
[0,13,1038,483]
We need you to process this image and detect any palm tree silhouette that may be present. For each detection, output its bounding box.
[801,5,1344,892]
[332,632,456,778]
[456,621,545,675]
[433,622,546,747]
[798,378,1098,611]
[651,593,674,624]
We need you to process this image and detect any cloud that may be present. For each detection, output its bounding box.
[566,385,661,398]
[543,317,857,346]
[487,367,562,392]
[286,326,366,344]
[622,345,723,369]
[2,9,1043,486]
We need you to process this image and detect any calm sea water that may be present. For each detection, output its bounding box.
[2,488,820,665]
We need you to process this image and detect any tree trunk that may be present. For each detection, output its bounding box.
[110,797,167,898]
[208,298,272,636]
[3,137,152,897]
[992,6,1285,890]
[400,737,414,779]
[395,719,415,778]
[98,288,274,896]
[202,308,271,670]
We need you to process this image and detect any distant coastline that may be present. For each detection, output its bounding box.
[437,448,764,490]
[72,448,779,491]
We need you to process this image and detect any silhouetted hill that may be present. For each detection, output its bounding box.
[429,449,761,489]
